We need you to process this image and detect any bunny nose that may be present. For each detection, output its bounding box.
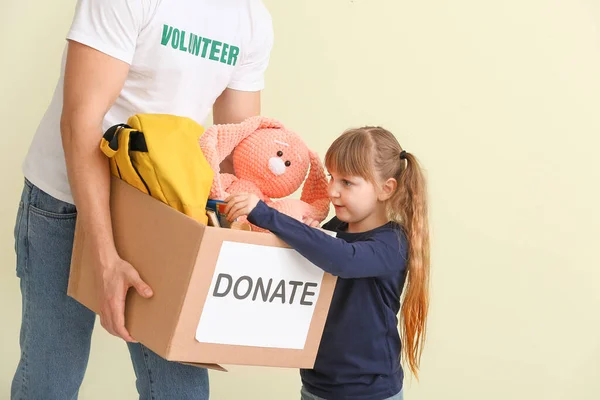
[268,157,286,176]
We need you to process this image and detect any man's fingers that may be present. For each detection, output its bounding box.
[112,307,136,342]
[101,310,121,339]
[110,292,136,342]
[98,259,148,342]
[115,325,136,343]
[99,311,115,337]
[128,269,153,298]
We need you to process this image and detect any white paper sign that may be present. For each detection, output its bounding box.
[195,241,326,349]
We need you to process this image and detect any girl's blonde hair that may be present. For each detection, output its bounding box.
[324,126,430,379]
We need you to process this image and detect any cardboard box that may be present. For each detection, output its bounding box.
[67,177,337,371]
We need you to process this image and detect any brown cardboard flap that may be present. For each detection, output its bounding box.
[181,362,228,372]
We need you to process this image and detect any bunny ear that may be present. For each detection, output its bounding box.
[300,150,331,221]
[255,116,285,130]
[199,116,284,198]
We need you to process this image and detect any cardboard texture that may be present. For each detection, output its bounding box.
[68,177,336,371]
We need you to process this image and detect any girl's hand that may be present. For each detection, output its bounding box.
[302,216,320,228]
[224,193,260,222]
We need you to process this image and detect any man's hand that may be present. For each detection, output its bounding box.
[224,193,261,222]
[96,257,153,342]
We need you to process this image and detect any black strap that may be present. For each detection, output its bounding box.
[129,130,148,152]
[103,124,131,151]
[103,123,148,152]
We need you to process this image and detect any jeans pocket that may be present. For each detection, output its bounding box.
[28,185,77,219]
[28,205,77,219]
[18,183,77,278]
[14,201,23,249]
[14,200,28,277]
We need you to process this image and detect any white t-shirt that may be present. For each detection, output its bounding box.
[23,0,273,204]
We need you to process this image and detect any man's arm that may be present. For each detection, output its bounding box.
[213,88,262,174]
[61,40,152,343]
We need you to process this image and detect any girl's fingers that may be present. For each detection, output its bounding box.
[227,200,248,221]
[224,196,239,214]
[224,194,249,215]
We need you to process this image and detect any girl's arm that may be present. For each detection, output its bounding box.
[247,200,407,279]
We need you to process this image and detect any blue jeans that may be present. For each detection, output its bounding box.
[300,386,404,400]
[11,179,209,400]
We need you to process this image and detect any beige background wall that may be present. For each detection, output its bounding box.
[1,0,599,399]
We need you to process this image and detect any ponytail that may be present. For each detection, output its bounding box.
[393,152,430,380]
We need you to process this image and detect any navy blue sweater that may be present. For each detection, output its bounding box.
[248,200,408,400]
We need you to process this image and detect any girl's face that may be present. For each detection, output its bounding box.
[327,170,390,233]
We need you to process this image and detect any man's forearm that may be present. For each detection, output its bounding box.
[62,121,117,268]
[213,88,262,174]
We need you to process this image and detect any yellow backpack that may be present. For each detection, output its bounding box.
[100,114,214,225]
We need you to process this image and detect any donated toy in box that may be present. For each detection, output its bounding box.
[205,199,251,230]
[67,177,337,371]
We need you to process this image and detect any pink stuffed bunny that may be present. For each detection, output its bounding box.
[199,116,330,230]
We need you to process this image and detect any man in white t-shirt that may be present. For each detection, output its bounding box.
[12,0,273,398]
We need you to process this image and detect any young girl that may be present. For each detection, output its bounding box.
[225,126,430,400]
